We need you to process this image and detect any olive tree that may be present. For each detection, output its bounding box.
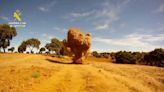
[45,38,63,55]
[25,38,40,53]
[18,41,27,53]
[39,47,45,54]
[0,24,17,52]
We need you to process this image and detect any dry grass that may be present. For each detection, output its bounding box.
[0,53,164,92]
[87,56,112,63]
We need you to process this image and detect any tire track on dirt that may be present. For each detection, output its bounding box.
[29,65,85,92]
[30,64,152,92]
[90,64,153,92]
[77,66,111,92]
[78,65,132,92]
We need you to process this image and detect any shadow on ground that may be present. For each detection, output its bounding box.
[46,58,73,64]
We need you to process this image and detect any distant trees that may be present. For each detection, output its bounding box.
[92,51,111,58]
[108,48,164,67]
[100,52,110,58]
[25,38,40,53]
[92,51,100,58]
[143,48,164,67]
[0,24,17,52]
[18,41,27,53]
[45,43,52,53]
[39,47,45,54]
[8,47,15,52]
[114,51,136,64]
[51,38,63,55]
[132,52,143,63]
[91,51,141,64]
[45,38,63,55]
[18,38,40,53]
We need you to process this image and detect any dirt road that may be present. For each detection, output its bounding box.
[0,53,164,92]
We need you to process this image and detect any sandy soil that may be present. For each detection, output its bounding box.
[0,53,164,92]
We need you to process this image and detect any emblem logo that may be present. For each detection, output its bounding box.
[13,9,22,22]
[8,9,26,28]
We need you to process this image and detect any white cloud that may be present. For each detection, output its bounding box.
[66,0,130,31]
[155,3,164,13]
[133,33,164,42]
[93,36,147,47]
[52,26,67,32]
[93,0,130,30]
[38,1,56,12]
[95,23,111,30]
[0,15,9,21]
[134,27,164,34]
[120,23,126,28]
[38,7,49,12]
[70,10,96,18]
[92,33,164,51]
[41,33,54,39]
[158,27,164,32]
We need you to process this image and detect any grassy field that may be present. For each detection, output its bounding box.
[0,53,164,92]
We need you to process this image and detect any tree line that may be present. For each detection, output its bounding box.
[92,48,164,67]
[0,24,65,55]
[18,37,65,55]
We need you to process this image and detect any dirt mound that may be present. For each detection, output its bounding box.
[0,53,164,92]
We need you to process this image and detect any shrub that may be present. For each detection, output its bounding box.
[92,51,101,58]
[8,47,15,52]
[100,52,110,58]
[31,71,40,78]
[39,47,45,54]
[132,52,143,64]
[144,48,164,67]
[114,51,136,64]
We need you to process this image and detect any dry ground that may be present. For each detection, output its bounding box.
[0,53,164,92]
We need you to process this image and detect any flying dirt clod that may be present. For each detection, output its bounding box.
[64,28,91,64]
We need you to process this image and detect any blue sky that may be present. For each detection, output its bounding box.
[0,0,164,52]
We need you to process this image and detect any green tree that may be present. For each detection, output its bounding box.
[59,47,65,56]
[144,48,164,67]
[39,47,45,54]
[0,24,17,52]
[115,51,136,64]
[45,38,63,55]
[92,51,100,58]
[51,38,63,55]
[45,43,52,53]
[8,47,15,52]
[25,38,40,53]
[18,41,27,53]
[132,52,142,64]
